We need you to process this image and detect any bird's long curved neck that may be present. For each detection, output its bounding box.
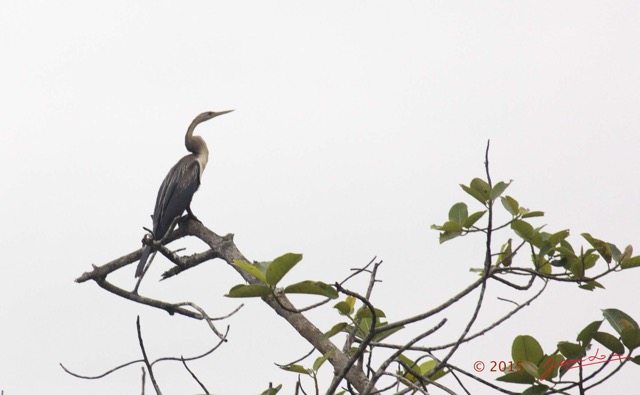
[185,118,209,174]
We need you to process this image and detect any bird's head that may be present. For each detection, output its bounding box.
[195,110,234,125]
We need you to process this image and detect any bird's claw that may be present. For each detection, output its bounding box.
[141,233,153,246]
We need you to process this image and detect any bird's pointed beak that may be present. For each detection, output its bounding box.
[214,110,234,117]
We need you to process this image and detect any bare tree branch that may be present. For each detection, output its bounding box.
[137,316,162,395]
[61,323,229,381]
[76,217,375,393]
[181,356,210,395]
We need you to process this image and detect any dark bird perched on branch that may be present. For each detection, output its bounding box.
[136,110,233,277]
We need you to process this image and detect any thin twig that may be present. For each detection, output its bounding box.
[172,301,239,340]
[137,316,162,395]
[61,359,142,380]
[445,363,519,395]
[338,257,378,287]
[141,367,146,395]
[181,356,210,394]
[275,347,316,368]
[61,331,229,381]
[374,275,486,334]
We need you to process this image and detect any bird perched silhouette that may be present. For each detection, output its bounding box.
[136,110,233,277]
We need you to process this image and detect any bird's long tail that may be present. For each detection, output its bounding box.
[136,245,152,277]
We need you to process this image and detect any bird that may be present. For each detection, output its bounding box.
[136,110,233,277]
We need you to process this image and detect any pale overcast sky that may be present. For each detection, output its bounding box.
[1,1,639,394]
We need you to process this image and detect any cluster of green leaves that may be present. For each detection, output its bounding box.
[498,309,640,394]
[432,177,640,287]
[432,178,545,244]
[333,296,404,346]
[226,253,338,299]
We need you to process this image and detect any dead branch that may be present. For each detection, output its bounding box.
[181,356,210,395]
[137,316,162,395]
[76,216,375,393]
[61,323,229,381]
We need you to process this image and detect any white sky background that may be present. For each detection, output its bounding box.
[1,1,639,394]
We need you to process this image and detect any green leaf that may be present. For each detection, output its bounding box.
[460,183,487,205]
[511,220,534,242]
[254,260,271,273]
[322,323,348,340]
[498,238,513,266]
[373,324,404,342]
[225,284,272,298]
[284,280,338,299]
[501,195,520,216]
[582,233,612,264]
[618,245,633,262]
[496,370,535,384]
[577,321,603,347]
[345,295,356,310]
[583,253,599,270]
[419,359,448,382]
[569,258,584,279]
[522,211,545,218]
[463,210,486,228]
[313,350,334,371]
[609,243,623,262]
[266,253,303,286]
[334,301,352,316]
[621,256,640,269]
[522,384,550,395]
[355,318,373,338]
[439,230,461,244]
[593,331,625,354]
[470,178,491,200]
[538,354,564,381]
[548,230,570,246]
[355,307,386,319]
[557,342,586,378]
[260,384,282,395]
[632,356,640,365]
[557,342,586,359]
[602,308,640,335]
[560,239,575,253]
[490,180,511,201]
[232,260,267,283]
[512,335,544,365]
[578,280,604,291]
[448,202,468,224]
[281,364,311,375]
[520,360,540,379]
[621,328,640,350]
[431,221,463,232]
[536,257,552,275]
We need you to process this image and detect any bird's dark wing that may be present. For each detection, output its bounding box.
[152,154,201,240]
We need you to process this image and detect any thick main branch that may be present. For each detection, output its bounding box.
[77,218,373,393]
